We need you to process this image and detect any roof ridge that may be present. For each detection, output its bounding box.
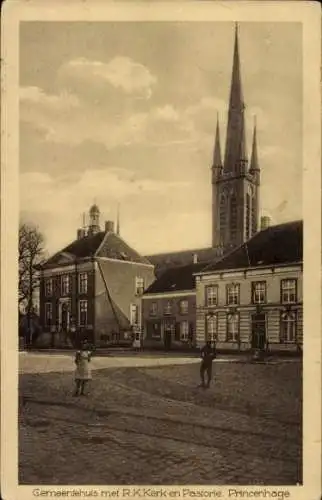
[145,246,214,258]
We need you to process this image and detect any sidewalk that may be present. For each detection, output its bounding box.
[19,349,301,366]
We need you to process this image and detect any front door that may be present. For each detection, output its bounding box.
[163,320,174,350]
[251,313,266,350]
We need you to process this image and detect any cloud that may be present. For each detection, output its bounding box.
[19,167,197,254]
[20,86,80,111]
[58,56,157,99]
[20,168,192,218]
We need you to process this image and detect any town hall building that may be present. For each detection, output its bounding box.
[37,204,155,347]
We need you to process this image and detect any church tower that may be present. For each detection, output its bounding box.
[212,24,260,248]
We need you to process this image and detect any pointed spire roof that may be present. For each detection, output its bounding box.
[213,113,222,168]
[224,23,248,173]
[250,116,260,171]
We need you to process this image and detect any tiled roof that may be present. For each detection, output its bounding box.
[201,220,303,274]
[143,261,211,294]
[145,246,224,277]
[63,232,105,258]
[97,232,152,265]
[41,231,152,268]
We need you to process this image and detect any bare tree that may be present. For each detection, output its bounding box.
[19,223,45,345]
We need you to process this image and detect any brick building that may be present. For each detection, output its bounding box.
[142,262,208,350]
[195,220,303,352]
[37,204,155,347]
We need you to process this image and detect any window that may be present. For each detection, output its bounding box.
[79,273,88,294]
[219,194,226,243]
[206,314,217,342]
[45,278,53,297]
[179,299,188,314]
[230,195,237,241]
[227,313,239,342]
[180,321,189,342]
[149,302,157,316]
[246,193,251,240]
[252,281,266,304]
[251,196,257,235]
[281,279,297,304]
[61,275,70,296]
[164,300,172,315]
[151,322,161,339]
[135,277,145,296]
[44,303,52,327]
[280,312,297,343]
[79,300,88,326]
[206,286,218,307]
[226,284,240,305]
[130,304,139,326]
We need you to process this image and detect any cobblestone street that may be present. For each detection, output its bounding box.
[19,355,302,485]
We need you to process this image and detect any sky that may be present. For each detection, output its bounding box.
[19,21,302,256]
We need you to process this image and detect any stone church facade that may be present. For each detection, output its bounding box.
[146,24,262,274]
[141,24,303,352]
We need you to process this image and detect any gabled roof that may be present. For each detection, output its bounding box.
[200,220,303,274]
[40,231,152,269]
[143,261,211,295]
[41,232,105,268]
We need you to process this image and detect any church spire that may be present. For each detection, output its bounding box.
[224,22,247,173]
[250,116,259,171]
[116,203,120,236]
[213,113,222,168]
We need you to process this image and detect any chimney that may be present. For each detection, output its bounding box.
[260,216,271,231]
[193,253,198,264]
[77,229,85,240]
[105,220,115,233]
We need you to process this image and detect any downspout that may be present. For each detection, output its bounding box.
[96,259,122,341]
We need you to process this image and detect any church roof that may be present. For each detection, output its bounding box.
[145,246,224,277]
[200,220,303,274]
[144,261,211,294]
[40,230,152,269]
[250,119,260,172]
[224,23,248,172]
[213,114,223,167]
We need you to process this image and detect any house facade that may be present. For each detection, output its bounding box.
[195,221,303,352]
[38,205,155,347]
[142,262,208,350]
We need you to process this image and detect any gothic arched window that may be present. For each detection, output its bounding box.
[246,192,251,240]
[230,193,237,241]
[219,193,226,243]
[249,185,256,236]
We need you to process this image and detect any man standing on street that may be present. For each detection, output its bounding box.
[199,341,217,388]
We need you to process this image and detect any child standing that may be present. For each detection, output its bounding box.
[73,339,92,396]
